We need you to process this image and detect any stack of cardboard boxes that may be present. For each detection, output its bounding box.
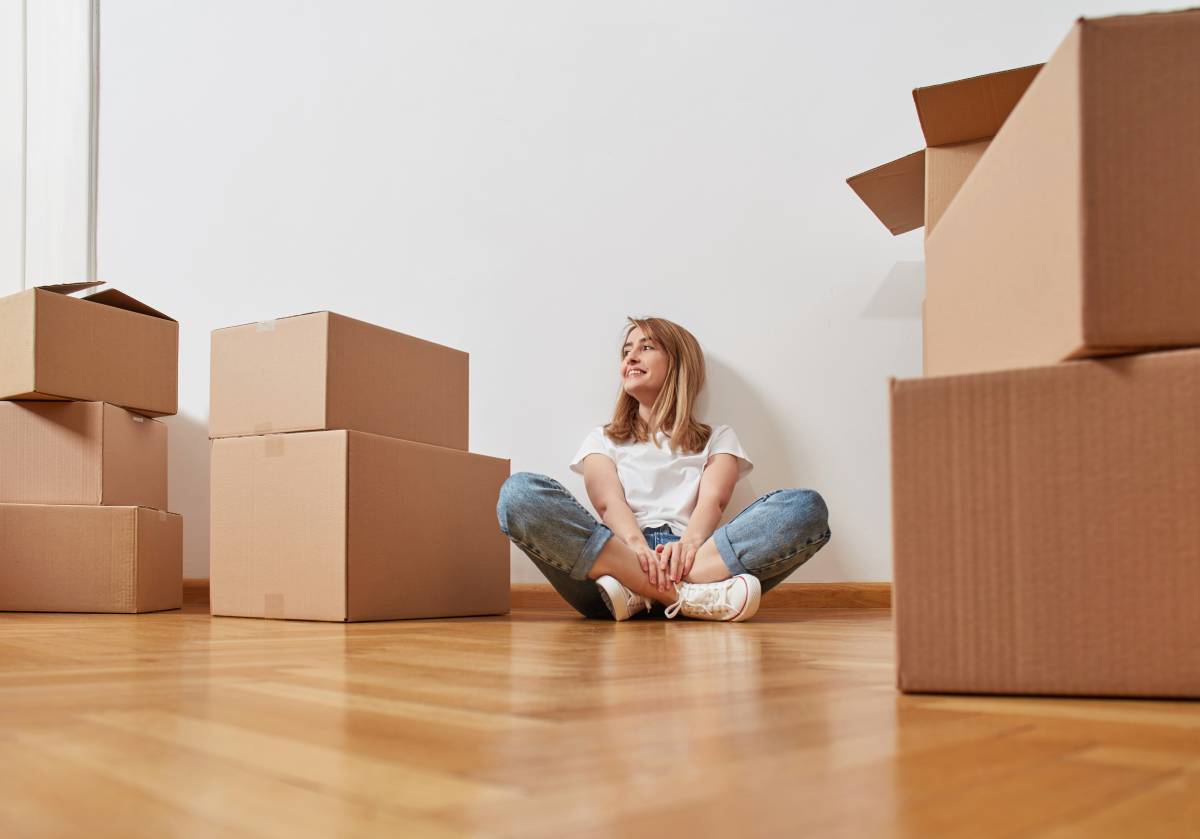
[0,282,182,614]
[849,9,1200,698]
[208,311,511,622]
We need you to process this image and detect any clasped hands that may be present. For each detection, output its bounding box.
[624,535,704,594]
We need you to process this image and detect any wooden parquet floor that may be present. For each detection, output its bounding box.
[1,601,1198,838]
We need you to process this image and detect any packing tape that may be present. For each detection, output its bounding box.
[158,510,167,522]
[254,422,274,434]
[131,414,145,423]
[263,436,286,458]
[264,593,285,619]
[256,319,276,333]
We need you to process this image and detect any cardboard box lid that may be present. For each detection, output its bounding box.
[846,64,1042,236]
[913,64,1042,147]
[846,151,926,236]
[33,281,176,322]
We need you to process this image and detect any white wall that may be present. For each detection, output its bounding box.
[97,0,1166,582]
[0,0,19,296]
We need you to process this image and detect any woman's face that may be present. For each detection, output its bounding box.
[621,325,668,402]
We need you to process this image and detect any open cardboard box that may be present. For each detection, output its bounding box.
[851,9,1200,377]
[0,282,178,416]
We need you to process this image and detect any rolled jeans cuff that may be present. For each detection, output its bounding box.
[715,525,751,577]
[571,523,613,581]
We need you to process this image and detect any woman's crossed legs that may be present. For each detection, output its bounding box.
[496,472,831,619]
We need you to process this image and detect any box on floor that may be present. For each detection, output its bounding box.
[0,401,167,508]
[850,9,1200,377]
[891,347,1200,698]
[0,282,178,416]
[0,504,182,614]
[210,429,510,622]
[209,312,468,448]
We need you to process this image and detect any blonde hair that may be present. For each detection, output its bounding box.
[604,316,711,454]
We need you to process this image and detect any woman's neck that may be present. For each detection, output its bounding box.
[637,401,653,426]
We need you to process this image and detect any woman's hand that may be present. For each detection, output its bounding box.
[656,538,703,586]
[623,535,666,590]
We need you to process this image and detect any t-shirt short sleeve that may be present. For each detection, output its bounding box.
[706,425,753,479]
[569,427,614,474]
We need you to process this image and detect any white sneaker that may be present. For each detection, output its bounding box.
[595,575,653,621]
[664,574,761,622]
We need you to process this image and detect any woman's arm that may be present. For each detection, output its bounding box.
[582,454,645,547]
[667,453,740,582]
[581,454,666,588]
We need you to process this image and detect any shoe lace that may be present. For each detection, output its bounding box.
[664,581,734,619]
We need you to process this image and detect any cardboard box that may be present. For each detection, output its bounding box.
[209,312,469,448]
[0,504,182,613]
[924,10,1200,376]
[891,348,1200,698]
[0,282,178,416]
[847,64,1041,236]
[210,430,509,622]
[0,402,168,508]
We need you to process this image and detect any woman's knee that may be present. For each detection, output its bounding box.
[496,472,554,536]
[775,488,831,543]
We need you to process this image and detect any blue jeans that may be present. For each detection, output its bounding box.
[496,472,831,618]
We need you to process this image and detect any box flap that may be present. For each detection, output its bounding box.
[80,287,176,322]
[846,150,925,235]
[36,281,104,295]
[914,64,1042,147]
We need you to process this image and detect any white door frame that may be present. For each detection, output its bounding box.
[2,0,99,295]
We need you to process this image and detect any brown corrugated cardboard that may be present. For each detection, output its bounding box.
[210,430,509,622]
[209,312,469,448]
[891,348,1200,698]
[0,282,178,416]
[0,402,168,508]
[925,10,1200,376]
[0,504,182,613]
[846,64,1040,236]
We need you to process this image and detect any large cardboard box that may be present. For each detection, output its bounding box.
[847,64,1040,237]
[0,402,168,508]
[0,504,182,613]
[209,312,468,448]
[0,282,178,416]
[891,348,1200,698]
[210,430,509,622]
[924,10,1200,376]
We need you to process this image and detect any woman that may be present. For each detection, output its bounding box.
[496,317,830,621]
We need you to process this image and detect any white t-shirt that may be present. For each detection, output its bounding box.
[569,424,753,536]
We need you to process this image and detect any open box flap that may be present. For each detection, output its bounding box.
[914,63,1043,147]
[846,150,925,236]
[34,282,174,321]
[35,281,105,295]
[80,287,175,322]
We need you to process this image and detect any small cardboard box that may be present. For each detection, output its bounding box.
[0,282,178,416]
[209,312,469,448]
[924,10,1200,376]
[0,402,168,508]
[891,348,1200,698]
[210,430,509,622]
[0,504,182,613]
[847,64,1041,237]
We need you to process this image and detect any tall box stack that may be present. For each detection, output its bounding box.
[208,312,510,622]
[0,282,183,613]
[849,9,1200,697]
